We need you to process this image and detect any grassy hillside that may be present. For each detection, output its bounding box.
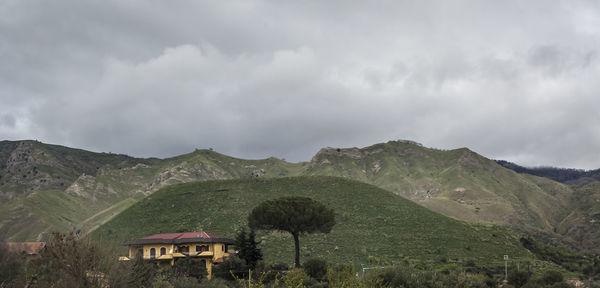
[0,141,305,241]
[91,176,532,269]
[558,181,600,253]
[305,141,572,235]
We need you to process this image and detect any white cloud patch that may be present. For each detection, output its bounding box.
[1,0,600,168]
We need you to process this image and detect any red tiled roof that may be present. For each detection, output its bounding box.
[141,232,220,240]
[2,242,45,255]
[122,232,234,245]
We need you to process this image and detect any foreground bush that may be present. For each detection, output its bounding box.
[368,266,490,288]
[303,258,327,281]
[0,245,27,287]
[212,255,248,281]
[30,232,130,287]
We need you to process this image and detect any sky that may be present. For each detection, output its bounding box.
[1,1,599,169]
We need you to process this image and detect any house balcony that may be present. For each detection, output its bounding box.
[139,254,173,260]
[120,251,216,261]
[172,251,213,258]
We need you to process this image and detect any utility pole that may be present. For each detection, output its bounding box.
[504,255,509,283]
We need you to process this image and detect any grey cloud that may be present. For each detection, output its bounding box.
[0,114,16,128]
[1,0,600,169]
[528,45,598,76]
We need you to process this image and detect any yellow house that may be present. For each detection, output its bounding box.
[120,232,234,279]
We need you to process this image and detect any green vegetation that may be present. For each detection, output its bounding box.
[249,196,335,267]
[2,139,600,257]
[520,236,591,272]
[305,141,573,235]
[235,227,263,269]
[27,232,131,287]
[557,181,600,254]
[303,258,328,280]
[92,176,533,269]
[3,231,594,287]
[0,244,27,287]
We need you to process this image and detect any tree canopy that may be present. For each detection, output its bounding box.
[248,196,335,267]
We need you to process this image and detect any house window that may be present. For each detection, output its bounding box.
[196,245,209,253]
[160,247,166,256]
[149,248,156,259]
[179,246,189,255]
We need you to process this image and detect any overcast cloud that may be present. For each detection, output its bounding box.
[1,0,599,169]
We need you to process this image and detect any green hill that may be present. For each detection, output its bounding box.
[305,141,573,235]
[0,140,153,241]
[91,176,532,268]
[0,140,304,241]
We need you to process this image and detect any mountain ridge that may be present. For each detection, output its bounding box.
[1,139,598,253]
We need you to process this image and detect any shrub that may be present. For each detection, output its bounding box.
[270,262,289,272]
[0,245,27,287]
[169,276,200,288]
[30,232,129,287]
[508,270,530,288]
[281,268,311,287]
[197,278,231,287]
[303,258,328,280]
[172,257,208,280]
[129,254,158,287]
[542,270,563,285]
[212,255,248,281]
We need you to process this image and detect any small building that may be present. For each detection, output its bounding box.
[120,232,234,279]
[566,279,585,287]
[1,242,45,257]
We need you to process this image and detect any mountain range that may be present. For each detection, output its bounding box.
[0,139,598,254]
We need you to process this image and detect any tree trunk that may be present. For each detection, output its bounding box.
[293,232,300,268]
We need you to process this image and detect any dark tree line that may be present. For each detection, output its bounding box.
[495,160,600,184]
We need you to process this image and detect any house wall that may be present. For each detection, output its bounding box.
[128,245,142,258]
[141,244,174,258]
[126,241,230,279]
[212,243,228,259]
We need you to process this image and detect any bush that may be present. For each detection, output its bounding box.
[303,258,328,280]
[281,268,311,287]
[328,264,373,288]
[197,278,231,288]
[0,245,27,287]
[542,270,563,285]
[172,257,208,280]
[30,232,129,287]
[373,266,489,288]
[270,262,289,272]
[169,276,200,288]
[212,255,247,281]
[508,270,530,288]
[129,254,158,287]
